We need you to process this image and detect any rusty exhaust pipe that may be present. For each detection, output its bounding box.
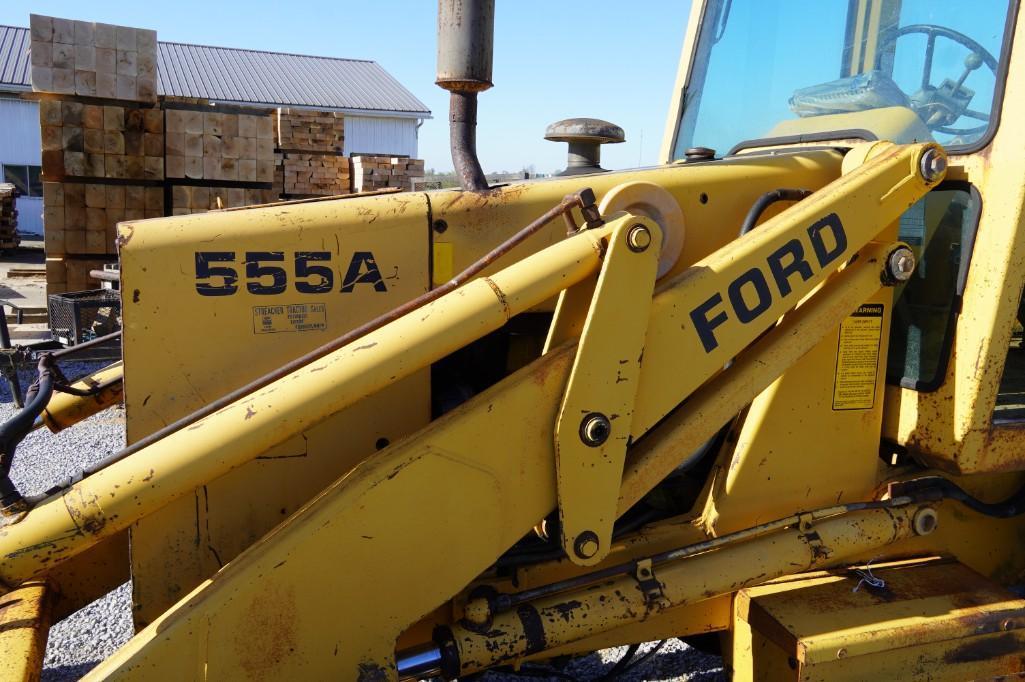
[436,0,494,192]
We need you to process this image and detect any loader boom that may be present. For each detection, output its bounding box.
[5,0,1025,679]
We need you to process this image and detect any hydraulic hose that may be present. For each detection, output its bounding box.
[890,475,1025,518]
[739,188,813,236]
[0,356,56,510]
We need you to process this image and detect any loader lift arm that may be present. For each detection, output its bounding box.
[0,140,936,680]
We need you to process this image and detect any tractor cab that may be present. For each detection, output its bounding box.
[668,0,1013,156]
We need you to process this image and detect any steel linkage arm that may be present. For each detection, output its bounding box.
[61,142,944,680]
[552,217,662,566]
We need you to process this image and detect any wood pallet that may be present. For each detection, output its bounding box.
[170,185,278,215]
[45,255,116,294]
[351,156,425,192]
[40,99,164,181]
[165,108,275,182]
[43,181,162,255]
[280,153,351,196]
[29,14,157,101]
[277,108,344,153]
[0,184,19,249]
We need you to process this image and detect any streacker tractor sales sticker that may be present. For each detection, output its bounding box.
[832,303,884,410]
[253,303,327,334]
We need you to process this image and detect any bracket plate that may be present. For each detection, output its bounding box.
[554,215,661,565]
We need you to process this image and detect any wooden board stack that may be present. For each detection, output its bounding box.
[351,156,426,192]
[29,14,157,101]
[43,182,162,255]
[276,109,344,152]
[0,184,19,250]
[40,99,164,181]
[276,108,350,197]
[165,109,275,182]
[280,154,351,196]
[389,157,425,190]
[46,256,113,294]
[40,97,164,270]
[170,186,278,215]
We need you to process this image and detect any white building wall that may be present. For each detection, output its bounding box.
[0,97,43,235]
[343,115,419,158]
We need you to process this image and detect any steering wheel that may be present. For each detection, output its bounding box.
[878,24,998,137]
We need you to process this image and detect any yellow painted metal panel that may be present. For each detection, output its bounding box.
[734,560,1025,680]
[120,193,434,625]
[0,581,51,682]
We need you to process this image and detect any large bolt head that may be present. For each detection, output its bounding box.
[627,225,652,252]
[886,246,916,283]
[580,413,611,447]
[573,531,600,559]
[919,148,947,182]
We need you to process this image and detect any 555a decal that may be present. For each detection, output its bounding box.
[194,251,387,297]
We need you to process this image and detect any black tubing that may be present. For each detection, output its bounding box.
[0,356,56,507]
[891,476,1025,518]
[739,188,813,236]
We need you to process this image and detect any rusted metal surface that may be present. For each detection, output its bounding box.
[0,580,52,682]
[427,503,922,677]
[436,0,495,92]
[437,0,495,191]
[448,91,489,192]
[735,558,1025,679]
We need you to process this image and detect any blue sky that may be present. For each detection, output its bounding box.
[2,2,692,174]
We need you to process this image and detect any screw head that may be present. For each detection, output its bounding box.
[886,246,916,283]
[573,531,600,559]
[919,148,947,182]
[580,413,611,447]
[627,225,652,252]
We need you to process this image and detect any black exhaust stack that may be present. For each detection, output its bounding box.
[436,0,494,192]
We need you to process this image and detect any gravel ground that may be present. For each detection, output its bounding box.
[477,640,725,681]
[2,360,133,682]
[1,361,726,681]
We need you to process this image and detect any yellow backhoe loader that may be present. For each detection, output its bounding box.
[3,0,1025,679]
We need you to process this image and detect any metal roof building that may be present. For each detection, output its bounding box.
[0,25,429,116]
[0,24,432,234]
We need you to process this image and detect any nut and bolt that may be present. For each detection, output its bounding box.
[627,224,652,252]
[919,147,947,182]
[913,507,939,536]
[573,531,600,559]
[885,246,916,283]
[580,413,611,446]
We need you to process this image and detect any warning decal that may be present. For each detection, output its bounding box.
[832,303,884,411]
[253,303,327,334]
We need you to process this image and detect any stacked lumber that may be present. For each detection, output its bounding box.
[46,256,112,294]
[170,186,278,215]
[390,157,425,190]
[276,108,349,197]
[280,154,351,196]
[29,14,157,101]
[165,109,275,182]
[0,184,19,249]
[43,182,162,255]
[351,156,425,192]
[277,109,344,152]
[39,99,164,181]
